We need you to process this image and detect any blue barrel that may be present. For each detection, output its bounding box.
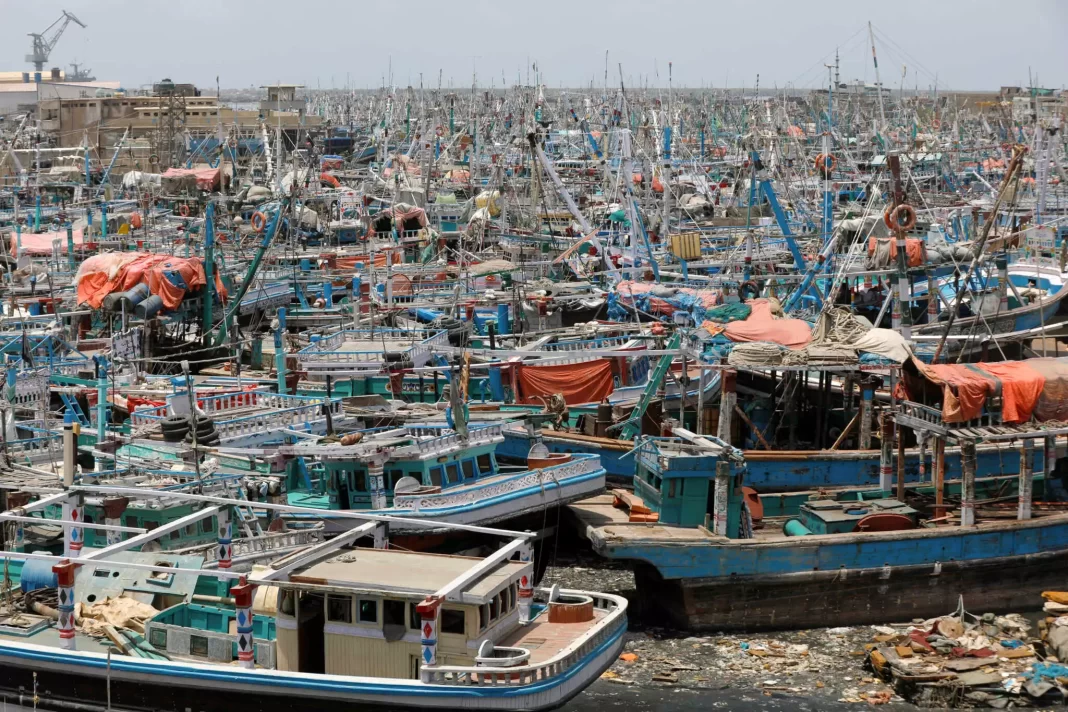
[20,553,58,592]
[135,294,164,319]
[28,302,41,316]
[782,518,813,537]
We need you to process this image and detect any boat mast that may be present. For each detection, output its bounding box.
[868,22,889,143]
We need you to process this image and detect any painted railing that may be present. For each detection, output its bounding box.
[392,423,505,460]
[213,400,344,440]
[421,588,627,686]
[391,453,599,512]
[130,390,308,427]
[543,336,630,352]
[175,527,324,563]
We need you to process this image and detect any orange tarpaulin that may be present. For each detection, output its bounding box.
[915,360,1046,424]
[517,360,614,406]
[721,299,812,350]
[867,237,926,267]
[1024,358,1068,422]
[10,228,84,256]
[76,252,227,310]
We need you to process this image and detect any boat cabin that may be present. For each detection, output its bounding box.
[633,436,745,531]
[273,548,530,677]
[310,426,503,510]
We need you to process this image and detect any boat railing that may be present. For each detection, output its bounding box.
[3,431,64,458]
[420,588,627,686]
[177,526,325,562]
[213,400,344,440]
[194,388,271,415]
[543,336,629,352]
[409,330,449,368]
[393,422,505,459]
[132,393,340,429]
[392,452,598,510]
[299,349,389,366]
[4,370,50,407]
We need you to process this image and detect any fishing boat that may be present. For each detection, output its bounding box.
[0,492,626,711]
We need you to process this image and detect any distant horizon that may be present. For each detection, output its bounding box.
[4,1,1066,92]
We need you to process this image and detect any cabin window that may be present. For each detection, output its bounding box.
[201,519,212,533]
[358,599,378,623]
[327,595,353,623]
[383,599,407,642]
[170,530,180,541]
[145,521,158,531]
[497,591,506,615]
[462,459,475,480]
[354,470,367,492]
[479,604,488,630]
[477,453,493,475]
[668,479,677,498]
[441,608,465,635]
[184,524,196,536]
[149,628,167,649]
[489,596,499,622]
[408,602,421,630]
[124,515,138,528]
[429,466,443,487]
[386,469,403,491]
[190,635,209,657]
[280,590,296,616]
[445,463,459,485]
[383,599,406,627]
[507,584,516,611]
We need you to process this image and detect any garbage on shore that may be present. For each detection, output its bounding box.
[864,594,1068,708]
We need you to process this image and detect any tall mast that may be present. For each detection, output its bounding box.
[868,22,888,140]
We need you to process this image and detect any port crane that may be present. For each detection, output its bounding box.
[26,11,87,73]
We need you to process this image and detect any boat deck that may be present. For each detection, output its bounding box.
[498,606,611,665]
[569,495,715,544]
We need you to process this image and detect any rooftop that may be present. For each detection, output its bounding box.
[290,548,528,603]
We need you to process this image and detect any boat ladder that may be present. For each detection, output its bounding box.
[59,392,91,428]
[615,332,681,441]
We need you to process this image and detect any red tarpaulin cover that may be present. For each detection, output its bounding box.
[162,167,221,191]
[722,299,812,350]
[915,360,1046,424]
[517,360,614,405]
[76,251,227,310]
[10,229,84,256]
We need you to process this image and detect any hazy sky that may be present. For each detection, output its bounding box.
[3,0,1066,92]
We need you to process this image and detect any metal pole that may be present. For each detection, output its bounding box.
[960,440,977,526]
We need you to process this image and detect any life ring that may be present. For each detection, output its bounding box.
[815,153,836,174]
[884,204,917,232]
[739,279,760,300]
[931,118,942,130]
[251,211,267,233]
[435,126,444,137]
[178,204,190,217]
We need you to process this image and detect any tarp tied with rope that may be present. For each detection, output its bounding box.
[75,252,227,310]
[903,357,1068,424]
[516,360,614,406]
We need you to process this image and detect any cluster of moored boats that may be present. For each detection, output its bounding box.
[0,58,1067,711]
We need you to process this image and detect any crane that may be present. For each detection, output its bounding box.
[26,11,87,73]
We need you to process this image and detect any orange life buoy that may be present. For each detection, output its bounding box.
[815,153,836,174]
[884,204,917,232]
[251,211,267,233]
[130,212,142,229]
[178,204,190,217]
[931,118,942,130]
